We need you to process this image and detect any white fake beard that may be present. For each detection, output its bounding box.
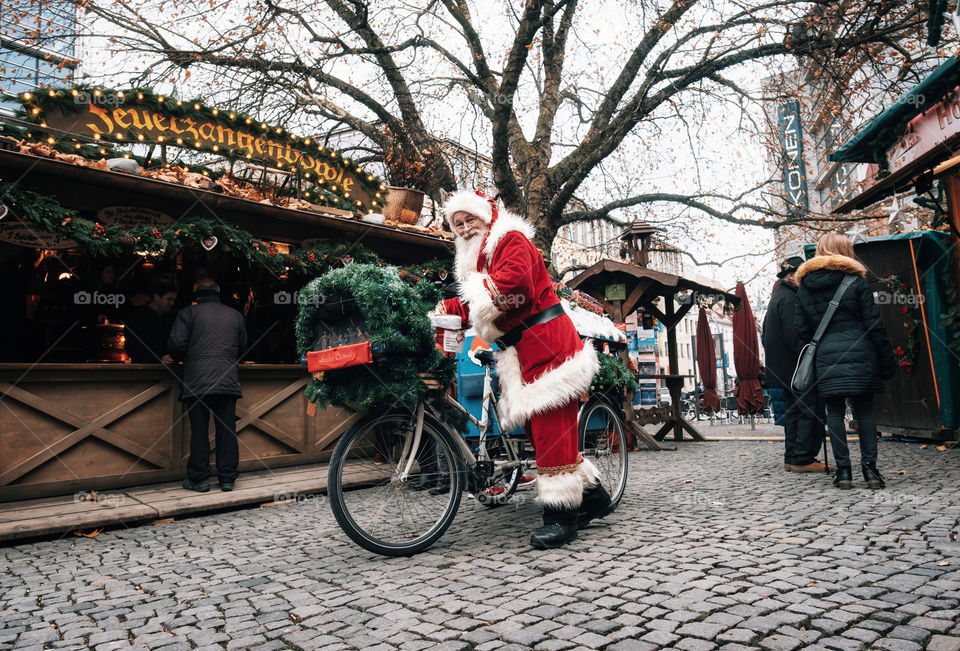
[454,229,487,280]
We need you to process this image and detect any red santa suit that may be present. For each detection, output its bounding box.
[436,190,600,509]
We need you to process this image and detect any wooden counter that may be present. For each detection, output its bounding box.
[0,363,359,502]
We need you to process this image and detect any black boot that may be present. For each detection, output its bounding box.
[862,463,885,489]
[428,474,450,495]
[833,466,852,490]
[530,505,579,549]
[577,482,614,529]
[409,474,435,491]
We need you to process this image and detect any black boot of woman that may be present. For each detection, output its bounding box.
[833,466,852,489]
[862,462,885,489]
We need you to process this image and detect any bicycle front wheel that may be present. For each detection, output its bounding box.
[578,398,628,506]
[327,408,464,556]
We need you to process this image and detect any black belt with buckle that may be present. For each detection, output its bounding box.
[494,303,565,349]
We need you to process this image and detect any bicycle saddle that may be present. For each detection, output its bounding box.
[474,348,497,366]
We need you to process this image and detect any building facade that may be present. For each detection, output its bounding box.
[0,0,78,113]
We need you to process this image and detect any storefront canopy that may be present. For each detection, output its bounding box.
[830,56,960,165]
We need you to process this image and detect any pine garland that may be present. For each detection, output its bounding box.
[0,182,451,282]
[591,352,638,395]
[295,263,455,411]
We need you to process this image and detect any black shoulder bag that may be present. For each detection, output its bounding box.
[790,276,856,393]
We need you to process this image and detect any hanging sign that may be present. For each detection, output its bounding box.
[18,88,387,213]
[887,87,960,176]
[0,221,76,248]
[605,283,626,301]
[97,206,173,228]
[777,101,809,216]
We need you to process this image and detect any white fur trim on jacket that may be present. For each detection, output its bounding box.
[537,471,584,509]
[577,456,601,486]
[496,343,599,431]
[443,190,494,229]
[482,210,537,262]
[459,272,505,342]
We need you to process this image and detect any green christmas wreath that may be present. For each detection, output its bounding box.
[295,263,455,411]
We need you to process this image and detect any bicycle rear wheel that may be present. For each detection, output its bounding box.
[578,398,628,506]
[327,408,463,556]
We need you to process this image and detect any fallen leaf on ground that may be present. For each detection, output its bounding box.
[920,445,928,449]
[151,518,174,525]
[937,561,949,566]
[72,528,102,538]
[937,445,947,451]
[896,470,907,475]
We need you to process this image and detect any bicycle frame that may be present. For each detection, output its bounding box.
[398,360,525,484]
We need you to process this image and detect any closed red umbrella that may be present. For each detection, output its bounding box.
[696,308,720,413]
[732,281,765,415]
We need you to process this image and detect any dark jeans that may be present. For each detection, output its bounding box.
[186,395,239,483]
[784,388,826,465]
[825,394,877,467]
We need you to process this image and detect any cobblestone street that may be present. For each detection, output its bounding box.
[2,436,960,651]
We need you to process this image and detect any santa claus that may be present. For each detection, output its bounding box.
[434,189,616,549]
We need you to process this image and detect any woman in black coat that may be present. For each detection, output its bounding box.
[794,233,895,490]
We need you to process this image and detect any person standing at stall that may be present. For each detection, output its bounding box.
[434,189,607,549]
[123,282,177,363]
[762,257,828,473]
[793,234,895,490]
[167,280,247,492]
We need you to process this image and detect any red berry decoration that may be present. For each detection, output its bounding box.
[307,253,315,262]
[152,228,162,239]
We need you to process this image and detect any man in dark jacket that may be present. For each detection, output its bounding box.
[167,280,248,492]
[762,256,828,472]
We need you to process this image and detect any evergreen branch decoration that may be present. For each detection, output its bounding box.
[295,263,455,411]
[0,182,451,282]
[592,352,638,395]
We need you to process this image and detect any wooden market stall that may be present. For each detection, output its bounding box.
[827,57,960,440]
[0,97,452,501]
[569,256,740,447]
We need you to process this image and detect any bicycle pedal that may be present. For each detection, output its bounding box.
[475,460,494,477]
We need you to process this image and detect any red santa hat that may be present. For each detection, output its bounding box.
[443,190,496,230]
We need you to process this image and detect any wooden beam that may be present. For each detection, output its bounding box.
[622,279,653,318]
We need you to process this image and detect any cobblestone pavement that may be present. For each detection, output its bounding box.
[3,439,960,651]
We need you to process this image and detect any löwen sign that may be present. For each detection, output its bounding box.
[29,90,381,211]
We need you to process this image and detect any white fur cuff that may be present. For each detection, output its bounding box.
[536,471,584,509]
[459,273,504,342]
[577,456,601,486]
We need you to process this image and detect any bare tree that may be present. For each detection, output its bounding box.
[70,0,924,258]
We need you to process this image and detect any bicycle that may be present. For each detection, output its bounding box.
[326,347,629,556]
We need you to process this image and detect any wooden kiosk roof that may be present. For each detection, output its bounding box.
[567,258,739,319]
[0,149,452,262]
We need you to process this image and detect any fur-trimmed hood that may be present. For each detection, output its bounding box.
[795,254,866,284]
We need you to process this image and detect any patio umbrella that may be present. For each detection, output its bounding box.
[696,308,720,413]
[732,281,765,415]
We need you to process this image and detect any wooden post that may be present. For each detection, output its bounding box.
[665,297,682,440]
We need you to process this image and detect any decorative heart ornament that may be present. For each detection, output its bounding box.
[201,236,218,251]
[438,269,448,281]
[0,203,7,221]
